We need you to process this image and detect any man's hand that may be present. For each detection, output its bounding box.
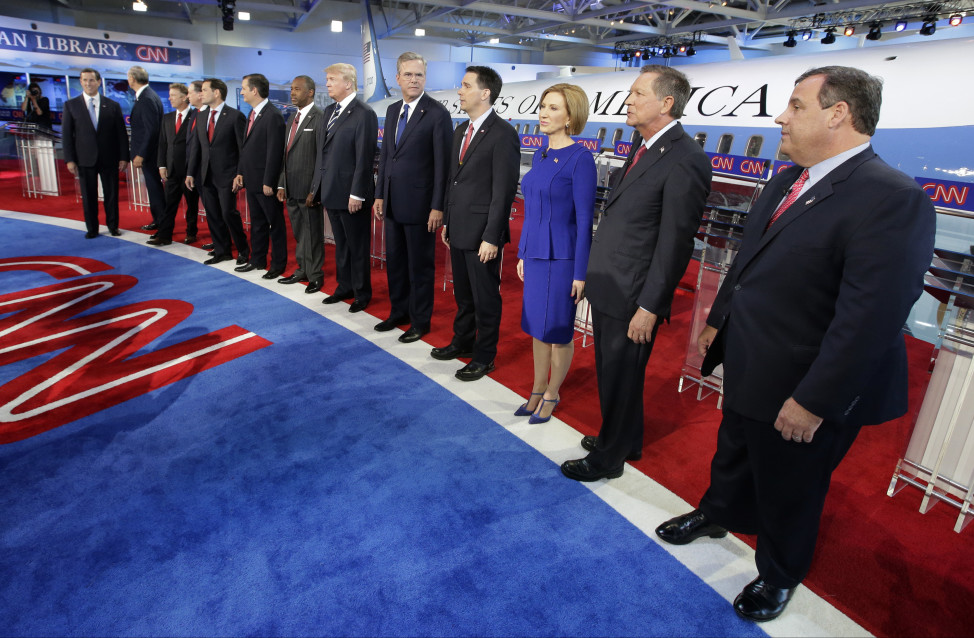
[427,209,444,232]
[305,193,316,208]
[516,259,524,281]
[348,197,362,213]
[697,325,718,357]
[185,175,195,190]
[67,161,78,177]
[440,226,450,248]
[232,175,243,193]
[774,398,824,443]
[276,189,285,203]
[118,161,128,173]
[373,198,384,220]
[159,167,168,181]
[262,185,274,197]
[627,307,657,344]
[478,241,498,263]
[133,155,143,169]
[571,280,585,304]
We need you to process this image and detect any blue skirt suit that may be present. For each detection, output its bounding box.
[518,143,597,344]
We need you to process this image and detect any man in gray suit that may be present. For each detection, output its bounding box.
[561,65,712,482]
[278,75,326,294]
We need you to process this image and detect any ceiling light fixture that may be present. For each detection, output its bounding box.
[894,20,908,31]
[783,29,797,47]
[415,28,426,36]
[132,1,147,12]
[844,25,855,36]
[237,11,250,20]
[331,19,342,32]
[821,27,836,44]
[866,22,882,40]
[949,14,963,26]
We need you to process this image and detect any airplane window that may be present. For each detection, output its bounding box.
[611,128,622,145]
[717,134,733,154]
[775,139,790,161]
[745,135,763,157]
[694,132,707,149]
[596,127,606,144]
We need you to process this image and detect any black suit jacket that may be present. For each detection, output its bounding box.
[157,108,196,178]
[129,86,164,162]
[312,97,378,210]
[586,122,712,321]
[188,104,246,185]
[61,94,129,167]
[443,110,520,251]
[279,105,324,199]
[240,103,285,190]
[375,94,453,225]
[702,147,936,425]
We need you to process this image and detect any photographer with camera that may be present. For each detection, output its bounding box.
[21,82,52,131]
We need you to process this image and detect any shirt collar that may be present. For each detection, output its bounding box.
[641,120,678,150]
[85,92,100,105]
[804,142,871,189]
[297,103,314,119]
[251,98,269,117]
[467,108,492,135]
[134,84,147,99]
[336,93,356,111]
[176,105,192,117]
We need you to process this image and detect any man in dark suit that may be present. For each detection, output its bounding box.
[61,67,130,239]
[150,82,198,246]
[656,66,936,622]
[309,63,378,312]
[234,73,287,279]
[561,65,711,481]
[430,66,519,381]
[373,52,453,343]
[127,65,165,231]
[186,78,250,266]
[187,80,207,247]
[277,75,326,294]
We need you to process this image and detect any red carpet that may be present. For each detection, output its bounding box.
[3,158,973,636]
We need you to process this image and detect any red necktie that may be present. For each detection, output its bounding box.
[459,123,474,163]
[207,109,216,143]
[766,169,810,230]
[624,144,647,177]
[246,109,255,136]
[175,112,182,134]
[286,113,300,154]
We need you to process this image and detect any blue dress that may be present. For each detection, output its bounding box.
[518,143,596,344]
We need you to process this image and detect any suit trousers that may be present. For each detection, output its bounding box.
[449,246,502,365]
[699,408,861,589]
[246,188,287,271]
[140,160,166,225]
[199,175,250,259]
[586,306,660,471]
[158,175,199,241]
[285,198,325,283]
[385,218,436,330]
[77,163,120,234]
[327,207,372,302]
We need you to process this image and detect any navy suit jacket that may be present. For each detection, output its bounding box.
[129,85,164,163]
[61,94,129,168]
[702,147,936,425]
[157,107,196,177]
[240,103,285,190]
[187,104,246,186]
[312,97,378,210]
[375,93,453,225]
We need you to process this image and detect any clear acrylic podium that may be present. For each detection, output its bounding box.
[11,123,61,198]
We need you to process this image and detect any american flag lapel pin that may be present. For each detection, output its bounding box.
[805,196,816,205]
[659,146,665,153]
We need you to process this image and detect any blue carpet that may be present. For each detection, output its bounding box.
[0,216,765,637]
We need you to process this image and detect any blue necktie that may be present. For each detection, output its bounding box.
[89,97,98,130]
[395,104,409,146]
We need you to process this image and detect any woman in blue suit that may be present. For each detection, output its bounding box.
[516,83,596,423]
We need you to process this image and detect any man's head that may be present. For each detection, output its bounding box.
[168,83,189,110]
[290,75,315,109]
[188,81,204,108]
[458,66,502,119]
[774,66,880,167]
[396,52,427,103]
[325,63,357,102]
[79,68,102,97]
[624,65,691,138]
[127,65,149,89]
[241,73,270,107]
[201,78,227,106]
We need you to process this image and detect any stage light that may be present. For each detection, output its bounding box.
[489,37,499,44]
[802,30,813,40]
[821,27,836,44]
[894,20,908,31]
[415,28,425,36]
[237,11,250,20]
[132,1,147,12]
[220,0,235,30]
[686,44,696,56]
[642,48,651,57]
[865,22,882,40]
[678,44,687,53]
[621,53,630,62]
[633,50,642,58]
[844,25,855,36]
[949,14,963,26]
[331,19,342,32]
[919,17,936,35]
[783,30,797,47]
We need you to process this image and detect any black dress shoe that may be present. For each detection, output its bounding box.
[149,232,159,239]
[235,254,249,265]
[560,458,624,482]
[204,254,232,265]
[348,299,368,313]
[430,343,474,360]
[655,509,728,546]
[262,269,284,280]
[183,235,197,244]
[141,223,158,231]
[109,229,121,236]
[146,238,172,246]
[398,327,428,343]
[455,360,494,381]
[85,232,98,239]
[202,243,215,250]
[322,292,354,305]
[304,281,322,294]
[278,274,304,284]
[374,315,409,332]
[734,577,795,622]
[234,263,258,273]
[581,435,642,461]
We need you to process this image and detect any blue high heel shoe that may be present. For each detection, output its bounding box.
[515,392,544,417]
[529,397,560,424]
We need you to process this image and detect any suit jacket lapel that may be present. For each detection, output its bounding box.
[393,95,427,153]
[607,124,683,206]
[455,111,495,176]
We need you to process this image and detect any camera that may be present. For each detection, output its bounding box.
[29,87,40,96]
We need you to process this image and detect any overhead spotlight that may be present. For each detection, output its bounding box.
[949,14,963,27]
[132,0,147,11]
[415,28,425,36]
[801,30,813,40]
[894,20,908,32]
[634,50,642,57]
[220,0,235,30]
[783,30,797,47]
[642,48,651,57]
[331,19,342,32]
[237,11,250,20]
[866,22,882,40]
[621,52,630,62]
[686,44,696,56]
[821,27,836,44]
[919,17,936,35]
[662,47,672,58]
[844,25,855,36]
[678,44,687,53]
[489,37,499,44]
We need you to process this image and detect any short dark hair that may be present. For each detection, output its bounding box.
[293,75,316,95]
[80,68,102,81]
[465,66,503,105]
[27,82,41,93]
[243,73,270,99]
[795,66,883,136]
[190,80,203,92]
[639,64,692,119]
[204,78,228,101]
